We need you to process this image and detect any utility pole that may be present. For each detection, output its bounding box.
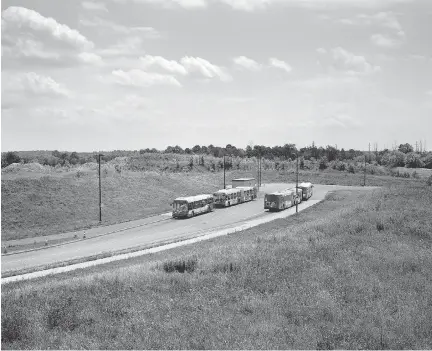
[98,153,103,223]
[223,155,226,189]
[296,155,299,214]
[259,155,262,187]
[369,143,371,163]
[363,153,366,187]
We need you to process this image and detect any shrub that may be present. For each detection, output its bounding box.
[2,151,21,168]
[406,152,425,168]
[427,175,432,186]
[162,257,198,273]
[348,164,355,173]
[319,157,328,170]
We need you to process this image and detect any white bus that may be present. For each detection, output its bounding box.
[172,194,214,218]
[213,186,256,207]
[286,187,303,205]
[298,182,314,200]
[264,188,296,211]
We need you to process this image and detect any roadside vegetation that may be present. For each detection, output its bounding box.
[2,181,431,349]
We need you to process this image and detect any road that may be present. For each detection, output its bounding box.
[1,183,368,275]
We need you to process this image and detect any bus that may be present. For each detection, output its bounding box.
[298,182,314,200]
[289,187,303,205]
[235,186,257,202]
[213,186,256,207]
[264,188,296,211]
[172,194,214,218]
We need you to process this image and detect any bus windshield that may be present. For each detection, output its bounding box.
[173,201,188,210]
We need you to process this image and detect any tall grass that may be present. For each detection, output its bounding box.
[2,182,431,349]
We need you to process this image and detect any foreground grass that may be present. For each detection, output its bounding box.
[2,182,431,349]
[1,168,419,241]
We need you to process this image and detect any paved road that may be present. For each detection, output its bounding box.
[1,183,369,274]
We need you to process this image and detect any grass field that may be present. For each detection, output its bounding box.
[1,166,421,242]
[2,180,431,349]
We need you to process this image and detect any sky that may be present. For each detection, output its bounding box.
[1,0,432,152]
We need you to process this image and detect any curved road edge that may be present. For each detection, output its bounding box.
[2,199,322,285]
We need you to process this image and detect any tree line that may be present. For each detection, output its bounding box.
[2,142,432,169]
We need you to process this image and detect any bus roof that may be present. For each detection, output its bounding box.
[232,178,255,181]
[214,188,242,195]
[234,186,254,190]
[266,188,295,196]
[174,194,213,202]
[299,182,313,188]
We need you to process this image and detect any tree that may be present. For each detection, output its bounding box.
[398,143,414,154]
[319,156,328,170]
[300,157,305,170]
[326,145,339,162]
[52,150,62,158]
[192,145,201,154]
[245,145,253,158]
[405,152,424,168]
[423,153,432,169]
[4,151,21,166]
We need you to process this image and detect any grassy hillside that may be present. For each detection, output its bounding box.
[1,163,421,241]
[2,181,431,349]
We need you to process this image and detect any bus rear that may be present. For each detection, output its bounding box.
[299,182,313,200]
[264,193,283,211]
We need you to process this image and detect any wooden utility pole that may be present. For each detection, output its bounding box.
[223,155,226,189]
[369,143,371,162]
[98,153,102,223]
[363,154,366,187]
[296,155,299,214]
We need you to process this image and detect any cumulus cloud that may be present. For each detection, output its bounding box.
[79,17,160,38]
[268,57,292,73]
[2,72,71,98]
[109,69,182,87]
[1,37,60,61]
[219,0,270,11]
[180,56,232,81]
[2,6,102,67]
[334,11,406,48]
[2,6,93,50]
[233,56,262,71]
[81,1,109,11]
[140,55,188,75]
[331,47,381,75]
